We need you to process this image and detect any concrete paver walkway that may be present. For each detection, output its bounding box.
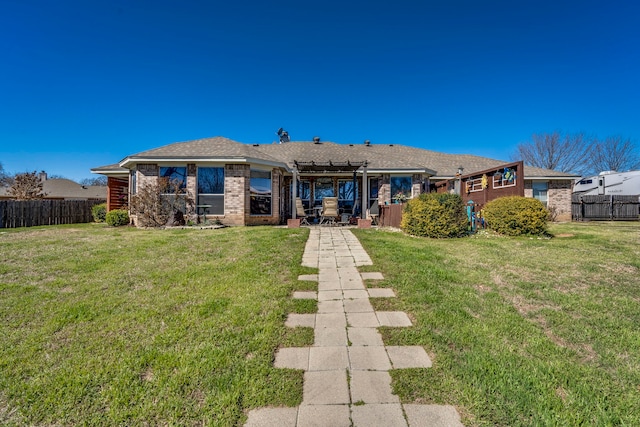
[245,227,463,427]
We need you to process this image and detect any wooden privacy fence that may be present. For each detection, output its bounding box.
[379,203,404,228]
[0,200,104,228]
[572,194,639,221]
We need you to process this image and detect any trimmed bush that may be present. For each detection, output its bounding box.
[91,203,107,222]
[105,209,130,227]
[482,196,548,236]
[400,193,468,238]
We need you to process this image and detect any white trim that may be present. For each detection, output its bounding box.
[119,156,289,170]
[364,169,428,174]
[91,169,128,176]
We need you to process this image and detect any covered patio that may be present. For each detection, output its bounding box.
[289,160,370,223]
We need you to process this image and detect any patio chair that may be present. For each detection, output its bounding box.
[295,198,314,226]
[369,200,379,225]
[320,197,339,226]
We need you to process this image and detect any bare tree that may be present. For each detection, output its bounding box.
[80,176,108,186]
[129,178,194,227]
[0,163,12,186]
[8,171,45,200]
[513,131,593,174]
[588,136,640,173]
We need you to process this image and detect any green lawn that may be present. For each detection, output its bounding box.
[0,224,314,426]
[354,222,640,426]
[1,222,639,426]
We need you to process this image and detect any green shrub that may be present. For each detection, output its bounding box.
[91,203,107,222]
[105,209,130,227]
[482,196,548,236]
[401,193,468,238]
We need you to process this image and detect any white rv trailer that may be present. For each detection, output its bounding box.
[573,170,640,196]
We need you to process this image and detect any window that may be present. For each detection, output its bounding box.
[338,179,358,211]
[314,178,334,206]
[532,182,548,207]
[465,177,483,193]
[130,170,137,195]
[493,168,516,189]
[296,179,311,210]
[198,167,224,215]
[158,166,187,212]
[390,176,412,200]
[298,179,311,199]
[369,178,379,201]
[250,169,272,215]
[159,166,187,192]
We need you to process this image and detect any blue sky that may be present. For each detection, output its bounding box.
[1,0,639,182]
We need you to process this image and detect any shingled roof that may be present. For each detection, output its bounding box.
[119,136,285,168]
[98,136,576,179]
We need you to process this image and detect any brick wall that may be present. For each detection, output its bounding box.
[524,179,573,221]
[412,174,423,198]
[379,174,391,205]
[549,180,572,221]
[524,181,533,198]
[186,164,197,220]
[223,164,249,226]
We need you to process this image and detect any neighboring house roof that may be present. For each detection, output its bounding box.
[42,179,107,199]
[0,179,106,200]
[94,136,578,180]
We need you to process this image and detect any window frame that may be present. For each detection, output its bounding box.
[532,181,548,207]
[250,169,272,216]
[159,166,187,194]
[197,166,225,215]
[390,175,412,199]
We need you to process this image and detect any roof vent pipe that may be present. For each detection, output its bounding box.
[364,140,371,146]
[313,136,321,143]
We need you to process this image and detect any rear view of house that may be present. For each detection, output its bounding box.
[92,136,577,226]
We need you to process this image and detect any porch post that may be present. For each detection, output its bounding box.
[361,163,368,219]
[292,169,298,219]
[352,171,357,214]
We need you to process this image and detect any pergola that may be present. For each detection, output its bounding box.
[291,160,368,219]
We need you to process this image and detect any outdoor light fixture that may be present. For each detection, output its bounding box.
[457,166,464,175]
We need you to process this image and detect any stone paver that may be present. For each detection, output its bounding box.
[314,327,347,347]
[317,300,343,313]
[245,407,298,427]
[315,312,346,329]
[346,312,379,327]
[274,347,309,370]
[350,370,399,403]
[303,370,349,404]
[297,405,351,427]
[387,346,432,369]
[317,290,342,301]
[246,228,462,427]
[343,289,369,299]
[376,311,413,327]
[361,272,385,281]
[351,403,407,427]
[368,288,396,298]
[285,313,316,328]
[347,327,384,346]
[343,298,374,313]
[404,404,464,427]
[348,346,392,371]
[308,346,349,371]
